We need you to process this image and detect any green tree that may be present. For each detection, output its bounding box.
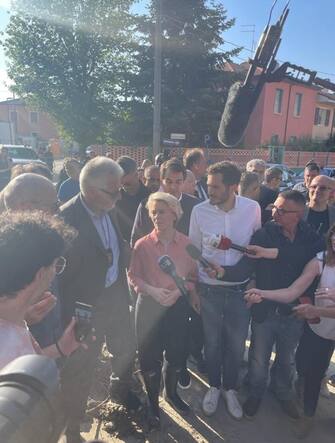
[114,0,241,146]
[4,0,136,148]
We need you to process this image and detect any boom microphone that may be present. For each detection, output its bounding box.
[218,3,290,147]
[218,82,262,148]
[158,255,189,298]
[186,244,216,269]
[208,235,256,256]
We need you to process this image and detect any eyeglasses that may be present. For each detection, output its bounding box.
[55,256,66,275]
[309,185,331,192]
[270,204,300,216]
[98,188,120,200]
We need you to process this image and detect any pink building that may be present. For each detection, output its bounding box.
[244,78,319,147]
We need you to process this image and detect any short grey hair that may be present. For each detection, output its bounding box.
[146,192,183,222]
[246,159,266,171]
[4,173,55,210]
[80,157,123,195]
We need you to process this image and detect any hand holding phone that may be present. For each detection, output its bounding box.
[74,302,93,342]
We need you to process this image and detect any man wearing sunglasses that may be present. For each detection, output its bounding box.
[304,175,335,238]
[58,157,139,443]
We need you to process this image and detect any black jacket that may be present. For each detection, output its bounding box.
[58,194,130,324]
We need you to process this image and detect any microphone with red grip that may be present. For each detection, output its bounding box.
[208,235,256,256]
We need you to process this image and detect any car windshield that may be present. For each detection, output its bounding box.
[7,147,38,160]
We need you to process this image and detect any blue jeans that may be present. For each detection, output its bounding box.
[248,312,303,401]
[200,284,250,389]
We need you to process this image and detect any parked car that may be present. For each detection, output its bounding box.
[0,145,46,166]
[266,163,296,191]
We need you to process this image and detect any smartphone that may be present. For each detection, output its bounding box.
[74,302,93,342]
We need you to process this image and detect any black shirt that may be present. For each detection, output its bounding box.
[258,185,278,225]
[224,220,325,320]
[116,181,149,242]
[307,207,329,237]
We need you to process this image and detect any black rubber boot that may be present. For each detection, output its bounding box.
[163,364,190,415]
[142,369,162,430]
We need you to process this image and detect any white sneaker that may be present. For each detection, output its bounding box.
[320,377,331,398]
[222,389,243,420]
[202,387,220,416]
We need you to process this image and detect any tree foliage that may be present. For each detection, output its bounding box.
[4,0,136,147]
[4,0,242,147]
[112,0,242,145]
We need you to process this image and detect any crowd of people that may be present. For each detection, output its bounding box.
[0,148,334,442]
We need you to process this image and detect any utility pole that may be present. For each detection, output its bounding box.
[152,0,162,159]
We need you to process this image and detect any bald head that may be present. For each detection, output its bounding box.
[309,175,335,210]
[4,173,57,213]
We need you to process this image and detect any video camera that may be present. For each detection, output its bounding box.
[0,355,105,443]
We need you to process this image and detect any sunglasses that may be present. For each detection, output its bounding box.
[55,256,66,275]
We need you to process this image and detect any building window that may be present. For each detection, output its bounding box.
[10,111,17,123]
[30,112,38,124]
[293,93,303,117]
[288,136,297,145]
[31,132,38,138]
[314,108,331,126]
[270,134,279,145]
[274,89,284,114]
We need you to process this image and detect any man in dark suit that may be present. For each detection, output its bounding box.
[183,148,208,200]
[115,156,150,243]
[58,157,138,443]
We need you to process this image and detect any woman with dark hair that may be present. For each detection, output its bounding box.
[128,192,199,429]
[245,223,335,438]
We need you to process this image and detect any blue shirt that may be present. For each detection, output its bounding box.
[58,178,80,203]
[81,196,120,287]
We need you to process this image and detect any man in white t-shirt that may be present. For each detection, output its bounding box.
[189,161,261,419]
[0,211,79,371]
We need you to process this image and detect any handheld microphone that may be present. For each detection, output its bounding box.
[208,235,256,256]
[185,244,216,269]
[158,255,189,298]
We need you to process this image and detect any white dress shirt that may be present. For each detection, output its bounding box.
[189,195,261,286]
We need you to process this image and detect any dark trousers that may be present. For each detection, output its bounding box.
[60,279,135,426]
[135,295,189,372]
[248,312,303,400]
[296,323,334,416]
[188,309,204,361]
[200,284,250,390]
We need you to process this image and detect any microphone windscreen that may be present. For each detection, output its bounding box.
[186,244,202,260]
[158,255,175,275]
[219,237,232,250]
[218,82,262,148]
